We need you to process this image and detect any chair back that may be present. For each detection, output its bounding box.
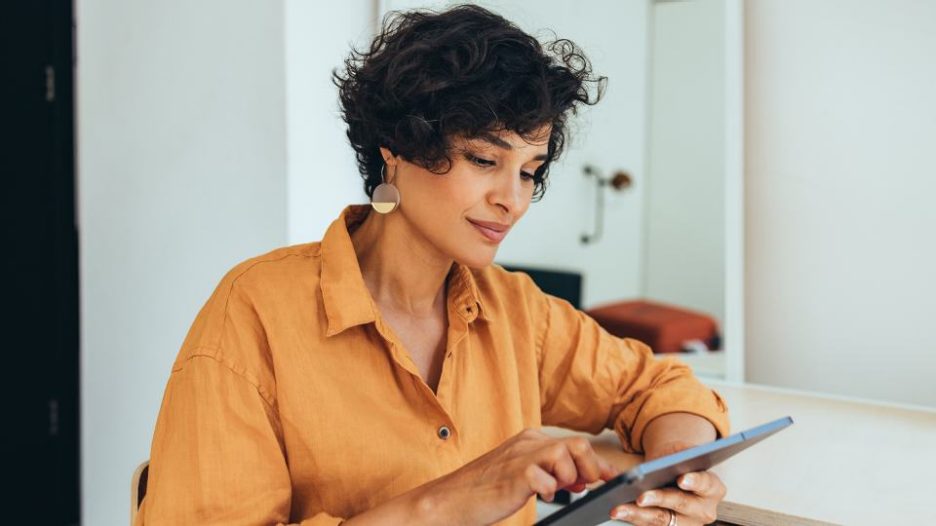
[130,460,150,525]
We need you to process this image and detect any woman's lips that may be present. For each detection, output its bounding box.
[467,218,510,243]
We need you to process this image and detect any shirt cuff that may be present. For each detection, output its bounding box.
[613,386,730,454]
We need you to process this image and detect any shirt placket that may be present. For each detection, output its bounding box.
[370,313,465,449]
[434,299,473,422]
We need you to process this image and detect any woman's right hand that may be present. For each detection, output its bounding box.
[412,428,619,525]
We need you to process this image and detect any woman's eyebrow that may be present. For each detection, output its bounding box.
[477,132,549,161]
[478,132,513,150]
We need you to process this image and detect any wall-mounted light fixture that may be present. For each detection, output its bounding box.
[580,164,633,245]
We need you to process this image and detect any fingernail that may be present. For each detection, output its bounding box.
[681,474,696,488]
[639,492,658,506]
[613,508,630,519]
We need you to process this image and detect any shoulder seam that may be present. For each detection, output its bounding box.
[174,347,277,409]
[220,251,314,347]
[227,249,316,290]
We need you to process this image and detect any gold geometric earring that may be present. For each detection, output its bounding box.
[371,164,401,214]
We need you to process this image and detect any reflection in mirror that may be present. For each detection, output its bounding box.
[640,0,734,379]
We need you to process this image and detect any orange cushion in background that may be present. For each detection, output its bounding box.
[585,299,719,354]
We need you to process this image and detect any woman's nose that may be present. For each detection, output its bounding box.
[489,169,526,214]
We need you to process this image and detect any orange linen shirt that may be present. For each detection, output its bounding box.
[137,205,730,526]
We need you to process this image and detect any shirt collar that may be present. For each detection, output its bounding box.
[320,205,486,337]
[447,260,487,324]
[320,205,376,337]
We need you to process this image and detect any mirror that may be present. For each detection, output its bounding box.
[639,0,744,382]
[379,0,743,381]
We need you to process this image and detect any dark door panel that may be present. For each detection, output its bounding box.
[2,1,80,523]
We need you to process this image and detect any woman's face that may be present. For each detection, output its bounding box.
[387,127,550,269]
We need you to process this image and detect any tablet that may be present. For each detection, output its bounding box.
[535,416,794,526]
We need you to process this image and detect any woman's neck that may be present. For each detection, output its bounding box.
[350,210,452,317]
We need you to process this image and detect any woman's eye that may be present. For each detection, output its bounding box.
[468,154,495,167]
[466,153,538,182]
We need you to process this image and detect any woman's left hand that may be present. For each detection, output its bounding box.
[609,413,727,525]
[609,469,725,525]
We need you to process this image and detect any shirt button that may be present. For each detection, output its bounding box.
[437,425,451,440]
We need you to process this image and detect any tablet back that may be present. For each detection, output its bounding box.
[536,416,794,526]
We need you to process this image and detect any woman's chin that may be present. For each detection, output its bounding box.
[454,247,498,270]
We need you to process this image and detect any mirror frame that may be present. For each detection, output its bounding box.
[723,0,744,383]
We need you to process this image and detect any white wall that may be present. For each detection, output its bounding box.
[77,1,287,524]
[745,0,936,407]
[383,0,650,307]
[285,0,374,243]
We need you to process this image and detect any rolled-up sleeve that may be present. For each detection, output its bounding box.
[534,291,730,454]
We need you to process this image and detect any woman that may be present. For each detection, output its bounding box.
[138,5,729,526]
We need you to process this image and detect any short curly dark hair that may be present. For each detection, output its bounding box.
[333,4,604,201]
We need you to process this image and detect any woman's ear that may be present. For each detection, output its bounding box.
[379,147,398,168]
